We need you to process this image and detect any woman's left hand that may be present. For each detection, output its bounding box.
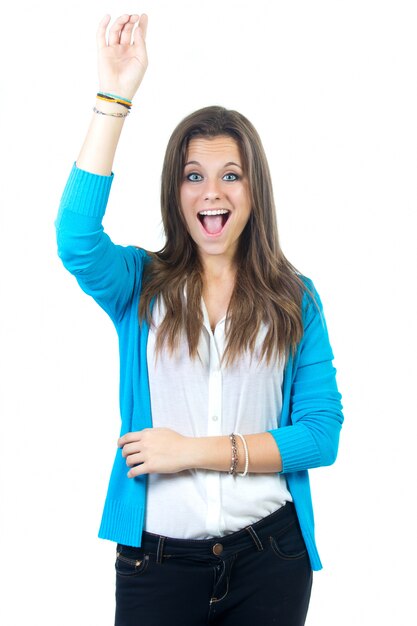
[118,428,192,477]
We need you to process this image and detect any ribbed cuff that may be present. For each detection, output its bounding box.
[59,162,114,219]
[98,499,145,547]
[268,425,321,473]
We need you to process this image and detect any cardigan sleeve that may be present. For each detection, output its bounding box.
[268,281,344,473]
[55,163,147,324]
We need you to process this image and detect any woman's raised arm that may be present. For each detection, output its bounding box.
[55,14,149,323]
[76,13,148,175]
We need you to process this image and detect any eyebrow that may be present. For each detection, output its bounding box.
[184,160,243,169]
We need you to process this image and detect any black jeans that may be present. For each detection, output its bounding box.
[115,502,313,626]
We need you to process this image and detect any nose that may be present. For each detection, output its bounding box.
[203,178,222,201]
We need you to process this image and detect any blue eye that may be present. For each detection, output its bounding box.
[186,173,203,182]
[223,173,239,181]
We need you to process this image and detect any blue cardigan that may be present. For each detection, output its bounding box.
[55,163,343,571]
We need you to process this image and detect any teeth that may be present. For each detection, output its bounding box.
[199,209,229,216]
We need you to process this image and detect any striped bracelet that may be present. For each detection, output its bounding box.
[96,92,133,110]
[99,91,132,104]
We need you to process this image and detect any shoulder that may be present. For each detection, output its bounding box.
[129,246,152,266]
[295,274,334,362]
[298,274,322,311]
[134,247,152,260]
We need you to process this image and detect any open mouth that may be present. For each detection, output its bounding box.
[198,209,231,235]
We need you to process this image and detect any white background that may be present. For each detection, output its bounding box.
[1,1,416,624]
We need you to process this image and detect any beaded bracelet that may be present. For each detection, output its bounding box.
[229,433,239,475]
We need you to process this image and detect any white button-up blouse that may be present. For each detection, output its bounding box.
[144,297,292,539]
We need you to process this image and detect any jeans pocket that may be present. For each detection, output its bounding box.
[269,520,308,561]
[115,545,150,577]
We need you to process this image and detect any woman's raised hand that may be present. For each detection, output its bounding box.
[96,14,148,102]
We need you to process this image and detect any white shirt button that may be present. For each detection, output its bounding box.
[212,415,218,421]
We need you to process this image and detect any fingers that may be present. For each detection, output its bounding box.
[125,451,143,467]
[120,14,140,45]
[107,14,130,46]
[128,464,146,478]
[97,14,147,49]
[120,441,141,459]
[134,13,148,44]
[96,14,111,49]
[120,439,145,477]
[118,430,144,448]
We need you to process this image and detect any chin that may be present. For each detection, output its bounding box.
[196,241,236,260]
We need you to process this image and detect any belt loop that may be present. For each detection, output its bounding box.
[245,525,264,551]
[156,536,166,564]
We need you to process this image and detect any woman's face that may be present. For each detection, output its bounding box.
[179,135,252,266]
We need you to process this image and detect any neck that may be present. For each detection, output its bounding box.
[200,254,236,283]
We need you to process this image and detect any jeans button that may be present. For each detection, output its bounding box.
[212,543,223,556]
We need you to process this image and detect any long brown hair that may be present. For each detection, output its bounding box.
[139,106,306,366]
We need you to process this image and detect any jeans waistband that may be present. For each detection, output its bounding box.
[132,501,297,563]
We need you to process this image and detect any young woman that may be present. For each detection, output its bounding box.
[56,13,343,626]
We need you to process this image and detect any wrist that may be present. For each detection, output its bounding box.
[186,436,238,473]
[183,436,204,471]
[93,97,130,120]
[98,85,136,102]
